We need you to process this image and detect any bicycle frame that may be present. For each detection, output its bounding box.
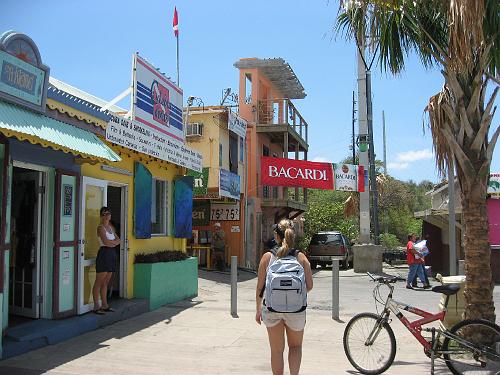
[379,284,446,350]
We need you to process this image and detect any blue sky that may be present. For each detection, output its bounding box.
[2,0,498,183]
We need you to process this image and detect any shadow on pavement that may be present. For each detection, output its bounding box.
[197,268,257,285]
[0,299,201,374]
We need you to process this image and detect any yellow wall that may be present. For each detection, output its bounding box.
[186,109,245,189]
[81,145,186,298]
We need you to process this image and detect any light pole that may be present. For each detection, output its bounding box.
[356,35,380,245]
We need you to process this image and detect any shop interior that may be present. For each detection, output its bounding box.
[9,166,43,324]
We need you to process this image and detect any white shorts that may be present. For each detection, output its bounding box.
[261,306,306,331]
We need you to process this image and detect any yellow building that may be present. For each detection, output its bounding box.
[47,78,188,311]
[186,106,247,267]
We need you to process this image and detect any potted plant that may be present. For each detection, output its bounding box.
[133,250,198,310]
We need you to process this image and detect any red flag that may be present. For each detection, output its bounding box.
[172,7,179,37]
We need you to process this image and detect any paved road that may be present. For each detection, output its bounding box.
[0,265,498,374]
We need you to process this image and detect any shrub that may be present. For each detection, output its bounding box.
[134,250,188,264]
[379,233,401,250]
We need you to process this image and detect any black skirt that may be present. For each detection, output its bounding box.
[96,246,117,273]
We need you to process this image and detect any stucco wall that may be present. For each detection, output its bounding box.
[81,145,186,298]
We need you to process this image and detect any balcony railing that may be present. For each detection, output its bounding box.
[257,98,308,144]
[261,186,307,205]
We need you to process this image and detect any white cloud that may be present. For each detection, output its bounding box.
[396,149,433,162]
[387,162,409,170]
[387,149,432,171]
[311,156,330,163]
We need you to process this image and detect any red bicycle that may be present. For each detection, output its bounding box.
[343,273,500,374]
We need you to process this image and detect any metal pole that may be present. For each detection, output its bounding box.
[448,161,457,275]
[366,71,380,244]
[382,110,387,175]
[231,256,238,317]
[332,258,339,320]
[352,91,356,163]
[176,35,180,86]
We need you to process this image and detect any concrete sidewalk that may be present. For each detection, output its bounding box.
[0,266,498,374]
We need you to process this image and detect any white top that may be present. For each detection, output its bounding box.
[98,225,116,247]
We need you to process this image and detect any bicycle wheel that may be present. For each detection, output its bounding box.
[443,318,500,375]
[343,312,396,374]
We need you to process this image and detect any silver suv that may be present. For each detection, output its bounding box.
[306,231,353,270]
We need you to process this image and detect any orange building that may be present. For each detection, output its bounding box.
[235,58,309,269]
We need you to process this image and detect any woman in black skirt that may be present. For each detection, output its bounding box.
[92,206,120,314]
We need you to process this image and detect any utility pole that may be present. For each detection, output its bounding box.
[366,70,380,245]
[357,44,371,244]
[382,111,387,175]
[352,91,356,163]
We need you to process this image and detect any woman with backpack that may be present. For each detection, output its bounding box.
[255,219,314,375]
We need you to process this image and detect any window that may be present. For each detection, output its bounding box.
[240,137,244,162]
[245,73,252,104]
[229,134,238,174]
[262,145,270,198]
[186,122,203,137]
[263,145,270,157]
[219,143,223,167]
[151,179,168,235]
[310,233,342,246]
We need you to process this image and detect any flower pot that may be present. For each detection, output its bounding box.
[134,257,198,310]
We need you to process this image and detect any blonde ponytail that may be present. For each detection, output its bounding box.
[276,219,295,258]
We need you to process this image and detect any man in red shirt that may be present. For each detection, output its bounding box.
[406,234,427,289]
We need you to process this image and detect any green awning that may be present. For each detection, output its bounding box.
[0,100,120,163]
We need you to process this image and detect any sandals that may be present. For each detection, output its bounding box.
[101,306,115,312]
[93,309,105,315]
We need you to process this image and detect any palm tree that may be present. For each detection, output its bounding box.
[336,0,499,322]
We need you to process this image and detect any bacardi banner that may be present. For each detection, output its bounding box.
[261,157,334,190]
[261,157,364,192]
[333,163,365,192]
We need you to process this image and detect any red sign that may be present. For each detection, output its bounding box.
[261,157,334,190]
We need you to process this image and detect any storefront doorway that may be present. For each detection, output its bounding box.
[107,184,128,299]
[9,164,47,320]
[78,177,127,314]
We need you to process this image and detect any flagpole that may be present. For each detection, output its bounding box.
[176,34,180,86]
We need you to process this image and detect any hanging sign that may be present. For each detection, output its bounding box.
[133,54,184,143]
[219,169,241,200]
[488,173,500,195]
[261,157,364,192]
[261,157,334,190]
[106,114,202,172]
[211,202,240,221]
[228,110,247,139]
[333,163,365,192]
[0,31,49,113]
[187,167,209,196]
[192,200,210,226]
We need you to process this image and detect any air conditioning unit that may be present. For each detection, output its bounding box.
[186,122,203,137]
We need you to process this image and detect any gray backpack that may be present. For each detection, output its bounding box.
[264,250,307,313]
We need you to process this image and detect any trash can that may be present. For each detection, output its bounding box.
[437,274,466,329]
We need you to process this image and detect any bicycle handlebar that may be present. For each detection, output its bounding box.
[367,272,405,284]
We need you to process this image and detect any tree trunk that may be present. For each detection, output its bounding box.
[461,187,495,322]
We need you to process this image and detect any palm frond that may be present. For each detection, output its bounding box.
[449,0,485,73]
[424,88,453,176]
[343,194,359,218]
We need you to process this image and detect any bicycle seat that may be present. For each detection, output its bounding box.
[431,284,460,296]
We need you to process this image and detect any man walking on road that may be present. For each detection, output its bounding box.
[406,234,428,289]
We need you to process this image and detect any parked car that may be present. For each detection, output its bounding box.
[306,231,353,270]
[382,247,407,265]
